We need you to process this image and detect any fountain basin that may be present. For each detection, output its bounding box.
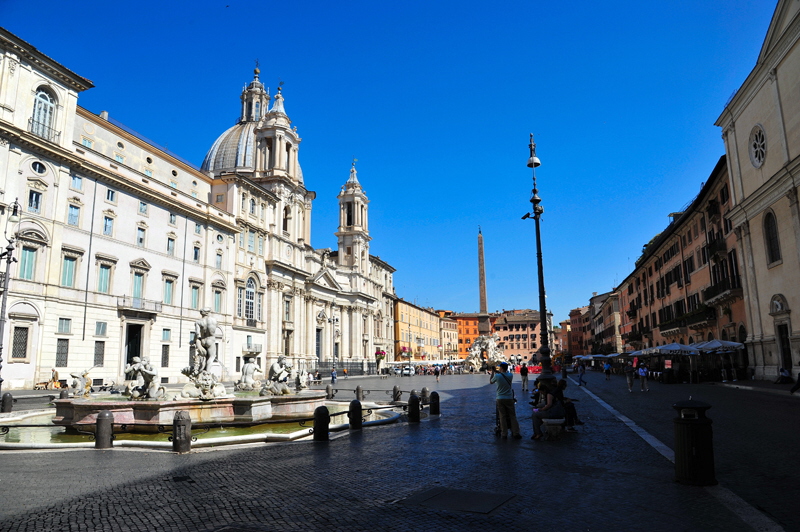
[52,390,327,433]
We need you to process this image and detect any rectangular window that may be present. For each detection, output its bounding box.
[257,293,263,321]
[81,138,93,149]
[97,264,111,293]
[167,238,175,256]
[215,253,222,269]
[133,272,144,299]
[67,205,80,226]
[103,216,114,236]
[170,181,178,188]
[169,213,177,225]
[114,154,124,164]
[258,236,264,255]
[28,190,42,214]
[55,339,69,367]
[19,246,36,280]
[144,169,153,177]
[11,326,29,359]
[95,321,107,336]
[248,230,255,252]
[58,318,72,334]
[162,328,171,341]
[191,191,198,198]
[139,201,148,215]
[284,298,291,321]
[137,227,146,247]
[193,246,200,262]
[214,290,222,313]
[164,279,174,305]
[191,286,200,309]
[161,344,170,367]
[61,256,77,287]
[215,194,224,203]
[94,341,105,367]
[237,287,243,317]
[71,175,83,190]
[195,223,202,234]
[106,189,116,203]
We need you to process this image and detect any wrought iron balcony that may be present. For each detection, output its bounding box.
[242,343,262,354]
[706,238,728,260]
[117,296,162,313]
[246,319,258,328]
[702,276,743,305]
[28,118,61,144]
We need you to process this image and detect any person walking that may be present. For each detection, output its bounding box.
[603,361,612,380]
[434,366,440,382]
[343,368,348,379]
[624,361,635,392]
[520,363,529,392]
[577,363,587,387]
[331,368,337,385]
[638,363,649,391]
[490,362,522,440]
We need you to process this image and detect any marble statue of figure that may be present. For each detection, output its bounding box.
[125,357,166,400]
[69,368,93,399]
[235,357,264,391]
[193,308,218,374]
[295,369,308,392]
[260,356,293,395]
[464,334,506,372]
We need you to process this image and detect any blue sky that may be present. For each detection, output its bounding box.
[3,0,776,324]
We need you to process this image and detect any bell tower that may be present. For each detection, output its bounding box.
[335,160,371,270]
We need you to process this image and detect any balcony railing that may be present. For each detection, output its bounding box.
[246,319,258,328]
[117,296,162,313]
[28,118,61,144]
[242,344,262,354]
[702,276,743,302]
[684,305,717,327]
[706,238,727,260]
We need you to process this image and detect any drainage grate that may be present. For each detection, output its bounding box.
[399,488,514,514]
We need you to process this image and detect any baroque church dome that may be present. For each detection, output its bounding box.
[201,68,270,174]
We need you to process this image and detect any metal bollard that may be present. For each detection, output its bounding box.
[408,394,421,423]
[59,389,69,400]
[673,399,717,486]
[95,410,114,449]
[1,393,13,413]
[348,399,362,430]
[172,410,192,453]
[430,391,440,415]
[355,385,364,401]
[420,387,430,404]
[314,405,330,441]
[392,385,401,402]
[326,384,334,399]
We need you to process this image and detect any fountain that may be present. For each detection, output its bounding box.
[50,310,326,433]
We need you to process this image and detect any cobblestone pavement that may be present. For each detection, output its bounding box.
[0,373,792,531]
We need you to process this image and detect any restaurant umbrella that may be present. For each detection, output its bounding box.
[699,339,744,352]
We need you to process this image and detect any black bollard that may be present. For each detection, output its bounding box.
[420,387,430,404]
[430,391,440,415]
[59,389,69,400]
[326,384,334,399]
[172,410,192,453]
[355,385,364,401]
[95,410,114,449]
[348,399,362,430]
[1,393,13,413]
[392,385,401,402]
[408,394,421,423]
[314,405,330,441]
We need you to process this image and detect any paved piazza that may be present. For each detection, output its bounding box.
[0,372,796,531]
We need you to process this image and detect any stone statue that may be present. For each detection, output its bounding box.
[260,356,293,395]
[180,309,226,400]
[69,367,93,399]
[125,357,166,400]
[464,334,506,372]
[295,369,308,392]
[234,357,264,391]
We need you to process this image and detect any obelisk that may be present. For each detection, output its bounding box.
[477,228,491,334]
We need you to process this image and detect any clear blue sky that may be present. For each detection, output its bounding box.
[3,0,776,324]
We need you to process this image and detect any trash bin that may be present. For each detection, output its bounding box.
[672,399,717,486]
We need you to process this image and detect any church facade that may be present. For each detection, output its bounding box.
[0,28,395,390]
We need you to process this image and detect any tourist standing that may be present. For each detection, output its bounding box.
[603,361,612,380]
[490,362,522,439]
[577,363,587,387]
[624,361,635,392]
[520,363,529,392]
[638,363,649,391]
[434,366,440,382]
[331,368,337,384]
[343,368,348,379]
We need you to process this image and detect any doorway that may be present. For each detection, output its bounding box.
[126,323,143,364]
[777,323,793,369]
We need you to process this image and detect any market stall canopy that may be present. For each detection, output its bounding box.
[642,343,699,356]
[698,339,744,353]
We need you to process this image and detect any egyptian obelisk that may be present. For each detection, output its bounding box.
[477,228,491,334]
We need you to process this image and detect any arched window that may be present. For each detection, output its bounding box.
[245,278,256,320]
[283,206,291,232]
[249,199,256,215]
[764,211,781,264]
[31,88,56,139]
[254,101,261,121]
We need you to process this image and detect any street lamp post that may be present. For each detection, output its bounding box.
[0,199,21,396]
[523,136,556,383]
